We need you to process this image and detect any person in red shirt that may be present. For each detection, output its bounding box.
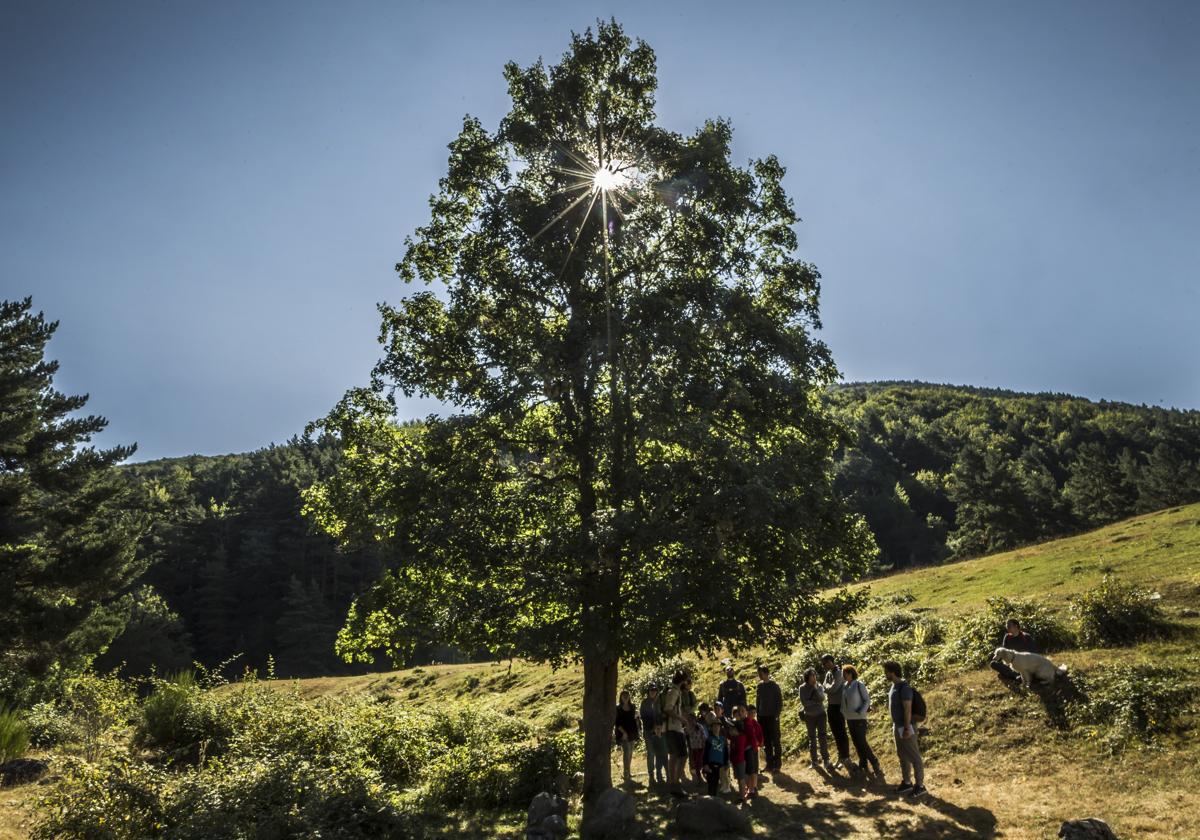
[728,708,748,799]
[743,704,765,799]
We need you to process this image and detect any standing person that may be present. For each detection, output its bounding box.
[615,689,640,783]
[728,707,748,800]
[718,666,748,713]
[754,665,783,772]
[821,654,851,768]
[990,618,1039,682]
[663,671,690,797]
[702,718,729,796]
[743,705,765,799]
[686,712,707,784]
[640,685,667,785]
[883,660,927,799]
[799,668,833,771]
[840,665,882,777]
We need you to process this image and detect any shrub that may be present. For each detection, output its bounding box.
[940,597,1075,667]
[419,731,582,809]
[1067,664,1197,753]
[1070,575,1169,647]
[23,700,74,748]
[622,656,699,698]
[913,615,946,646]
[0,706,30,763]
[841,610,920,645]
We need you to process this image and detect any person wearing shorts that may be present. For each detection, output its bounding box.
[663,671,691,797]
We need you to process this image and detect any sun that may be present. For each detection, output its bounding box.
[592,161,629,193]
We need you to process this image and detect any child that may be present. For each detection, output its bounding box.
[729,707,748,800]
[702,720,730,796]
[743,704,765,799]
[686,712,708,783]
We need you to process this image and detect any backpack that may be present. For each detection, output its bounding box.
[910,687,927,722]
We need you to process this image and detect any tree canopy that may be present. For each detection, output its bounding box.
[305,21,874,809]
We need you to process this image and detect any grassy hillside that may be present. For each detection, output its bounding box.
[4,504,1198,839]
[262,502,1200,839]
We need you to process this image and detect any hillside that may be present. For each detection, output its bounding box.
[6,511,1195,839]
[198,504,1200,838]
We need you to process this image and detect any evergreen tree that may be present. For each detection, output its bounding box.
[0,298,146,701]
[275,577,339,675]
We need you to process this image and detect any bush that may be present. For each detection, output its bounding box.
[841,610,920,645]
[1067,664,1197,753]
[1070,575,1169,647]
[622,656,699,698]
[419,731,582,810]
[23,700,74,748]
[940,597,1075,667]
[0,706,30,763]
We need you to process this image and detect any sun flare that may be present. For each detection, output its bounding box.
[592,161,628,193]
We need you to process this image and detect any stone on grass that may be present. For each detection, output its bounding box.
[581,788,636,840]
[1058,818,1119,840]
[526,792,570,840]
[675,795,752,836]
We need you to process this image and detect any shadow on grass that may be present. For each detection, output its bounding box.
[616,765,1001,839]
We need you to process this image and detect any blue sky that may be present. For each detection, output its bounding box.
[2,1,1197,461]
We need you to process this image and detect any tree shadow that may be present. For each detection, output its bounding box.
[733,766,1000,840]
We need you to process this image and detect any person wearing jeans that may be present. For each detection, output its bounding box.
[884,660,927,799]
[798,668,832,770]
[639,685,667,783]
[839,665,881,776]
[821,654,851,768]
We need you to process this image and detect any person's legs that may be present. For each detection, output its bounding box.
[705,764,720,796]
[805,716,819,764]
[990,660,1020,681]
[760,715,780,769]
[645,736,656,779]
[848,719,879,770]
[902,733,924,787]
[894,730,913,786]
[816,716,830,763]
[621,740,634,780]
[828,704,850,764]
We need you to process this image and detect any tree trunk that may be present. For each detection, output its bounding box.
[581,651,618,815]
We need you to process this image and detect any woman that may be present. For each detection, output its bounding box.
[615,689,640,782]
[840,664,882,776]
[798,668,833,770]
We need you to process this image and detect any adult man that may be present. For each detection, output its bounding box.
[662,671,691,797]
[990,618,1039,682]
[883,660,927,799]
[821,654,851,768]
[718,666,748,713]
[754,665,783,771]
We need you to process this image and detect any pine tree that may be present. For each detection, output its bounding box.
[275,577,338,675]
[0,298,146,701]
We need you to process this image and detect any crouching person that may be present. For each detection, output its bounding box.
[990,618,1038,683]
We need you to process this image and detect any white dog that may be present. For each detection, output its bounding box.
[993,647,1067,686]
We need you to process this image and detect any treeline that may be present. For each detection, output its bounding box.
[101,440,384,678]
[828,382,1200,571]
[105,383,1200,682]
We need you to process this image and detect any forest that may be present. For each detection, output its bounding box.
[58,380,1199,684]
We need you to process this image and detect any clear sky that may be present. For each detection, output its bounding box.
[3,1,1197,461]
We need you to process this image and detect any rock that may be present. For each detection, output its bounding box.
[1058,818,1119,840]
[528,791,568,827]
[538,815,568,837]
[1179,608,1199,618]
[581,788,636,840]
[675,795,752,836]
[0,759,49,787]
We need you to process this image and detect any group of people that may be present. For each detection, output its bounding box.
[614,656,933,803]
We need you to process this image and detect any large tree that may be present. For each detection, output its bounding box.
[0,298,146,702]
[306,22,873,815]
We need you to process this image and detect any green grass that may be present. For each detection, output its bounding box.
[857,503,1200,613]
